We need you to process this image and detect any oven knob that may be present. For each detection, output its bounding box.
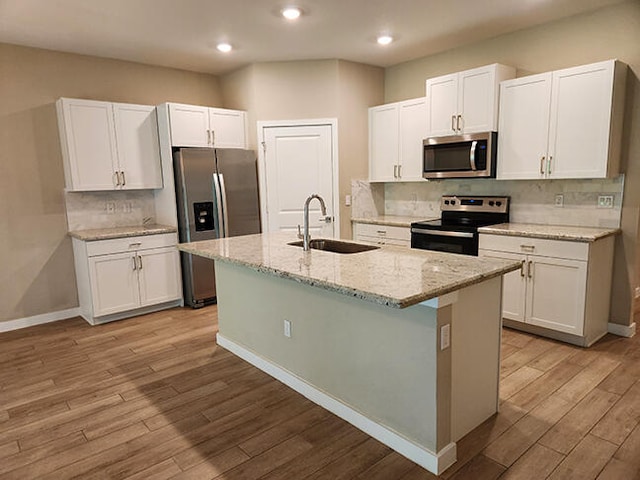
[444,200,450,205]
[489,201,495,206]
[496,201,502,207]
[450,200,456,205]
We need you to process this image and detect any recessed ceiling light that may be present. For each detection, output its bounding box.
[377,35,393,46]
[216,43,232,53]
[282,7,301,20]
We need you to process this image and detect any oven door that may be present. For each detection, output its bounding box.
[411,227,479,256]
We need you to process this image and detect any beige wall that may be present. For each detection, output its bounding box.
[384,1,640,327]
[220,60,384,239]
[0,43,222,324]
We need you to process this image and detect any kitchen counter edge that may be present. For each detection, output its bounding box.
[68,224,178,241]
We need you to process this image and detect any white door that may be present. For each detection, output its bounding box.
[137,248,182,307]
[262,124,335,237]
[426,73,458,137]
[458,65,495,134]
[209,108,247,148]
[112,103,163,189]
[497,73,553,180]
[398,97,427,181]
[548,61,615,179]
[369,104,399,182]
[88,253,140,317]
[168,103,210,147]
[60,98,118,190]
[526,256,587,336]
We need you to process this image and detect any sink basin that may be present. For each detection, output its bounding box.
[288,238,380,254]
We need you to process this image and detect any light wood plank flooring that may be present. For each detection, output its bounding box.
[1,306,639,479]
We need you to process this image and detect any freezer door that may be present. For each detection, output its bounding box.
[214,148,261,237]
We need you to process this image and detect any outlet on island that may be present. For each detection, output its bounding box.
[283,319,292,338]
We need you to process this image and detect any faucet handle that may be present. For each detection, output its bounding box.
[297,224,303,239]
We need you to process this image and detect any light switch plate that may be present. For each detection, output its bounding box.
[440,324,450,350]
[597,195,614,209]
[554,194,564,207]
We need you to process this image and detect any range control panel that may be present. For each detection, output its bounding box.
[440,196,510,214]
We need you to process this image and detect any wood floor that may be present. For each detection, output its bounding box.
[1,306,639,480]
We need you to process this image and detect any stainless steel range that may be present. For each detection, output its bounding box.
[411,195,510,256]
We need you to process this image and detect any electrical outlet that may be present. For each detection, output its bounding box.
[283,319,291,338]
[597,195,614,209]
[123,202,133,213]
[106,202,116,214]
[345,194,352,206]
[554,194,564,208]
[440,324,450,350]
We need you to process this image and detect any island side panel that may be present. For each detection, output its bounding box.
[450,276,502,441]
[214,261,445,454]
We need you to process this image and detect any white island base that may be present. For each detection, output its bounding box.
[214,261,503,475]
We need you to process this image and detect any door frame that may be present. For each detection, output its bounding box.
[257,119,340,238]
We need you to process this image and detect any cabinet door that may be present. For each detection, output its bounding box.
[548,61,615,179]
[369,104,399,182]
[88,252,140,317]
[209,108,247,148]
[479,250,527,323]
[58,98,118,190]
[497,73,553,180]
[112,103,163,189]
[458,66,496,133]
[168,103,210,147]
[426,73,458,137]
[526,256,587,336]
[137,247,182,307]
[398,97,427,181]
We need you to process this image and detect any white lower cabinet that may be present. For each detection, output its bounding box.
[353,222,410,248]
[479,233,614,346]
[73,233,182,324]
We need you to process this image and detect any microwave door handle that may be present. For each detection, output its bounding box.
[469,140,478,171]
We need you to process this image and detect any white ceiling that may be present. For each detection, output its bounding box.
[0,0,625,75]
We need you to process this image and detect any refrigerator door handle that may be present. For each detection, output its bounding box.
[212,173,226,237]
[218,173,230,238]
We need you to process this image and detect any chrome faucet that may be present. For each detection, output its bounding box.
[299,194,327,251]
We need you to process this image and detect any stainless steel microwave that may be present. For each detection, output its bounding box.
[423,131,497,179]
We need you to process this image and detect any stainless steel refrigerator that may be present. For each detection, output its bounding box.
[174,148,261,307]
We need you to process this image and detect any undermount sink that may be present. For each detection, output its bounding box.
[288,238,380,254]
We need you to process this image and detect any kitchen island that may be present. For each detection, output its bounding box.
[179,233,520,475]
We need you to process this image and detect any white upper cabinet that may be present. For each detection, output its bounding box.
[369,97,426,182]
[168,103,247,148]
[498,60,626,180]
[112,103,162,189]
[57,98,163,191]
[426,64,515,137]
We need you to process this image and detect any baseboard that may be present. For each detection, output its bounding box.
[217,333,457,475]
[608,322,636,338]
[0,307,81,333]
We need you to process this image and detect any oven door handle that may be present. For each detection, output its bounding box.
[469,140,478,171]
[411,228,475,238]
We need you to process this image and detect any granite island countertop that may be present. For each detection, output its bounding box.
[68,224,177,241]
[478,223,620,242]
[179,232,521,309]
[351,215,436,228]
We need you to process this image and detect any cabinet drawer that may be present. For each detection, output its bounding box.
[86,233,178,257]
[354,223,410,241]
[355,234,410,248]
[479,234,588,261]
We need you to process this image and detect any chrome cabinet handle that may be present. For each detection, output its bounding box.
[206,129,211,145]
[398,164,402,178]
[451,115,456,132]
[527,260,533,279]
[114,171,120,187]
[211,129,215,146]
[129,242,142,248]
[540,156,546,175]
[547,156,553,175]
[520,260,526,277]
[137,255,143,270]
[132,257,137,271]
[457,114,462,132]
[120,171,126,187]
[520,244,535,252]
[393,165,398,179]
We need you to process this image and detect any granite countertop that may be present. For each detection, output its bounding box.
[478,223,620,242]
[68,224,178,241]
[178,232,521,309]
[351,215,436,228]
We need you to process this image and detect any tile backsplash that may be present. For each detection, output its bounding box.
[353,176,624,228]
[65,191,156,231]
